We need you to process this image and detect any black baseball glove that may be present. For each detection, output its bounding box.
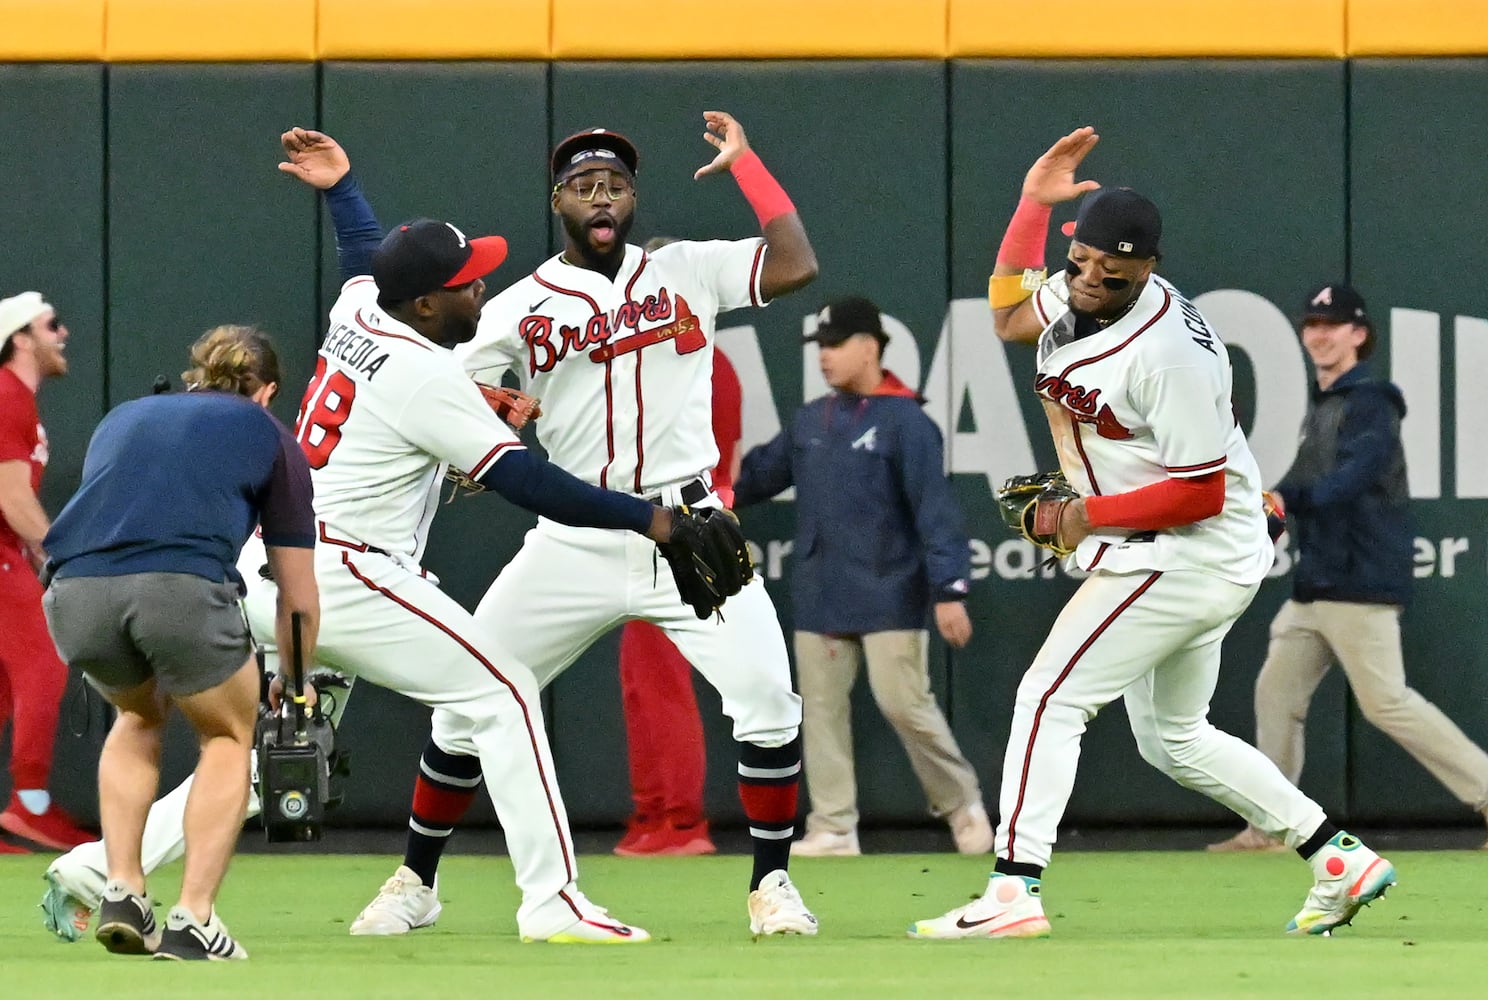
[996,471,1081,556]
[659,506,755,619]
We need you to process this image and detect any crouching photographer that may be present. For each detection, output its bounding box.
[41,325,318,961]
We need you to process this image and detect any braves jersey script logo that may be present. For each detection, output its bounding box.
[1033,374,1133,440]
[520,288,702,375]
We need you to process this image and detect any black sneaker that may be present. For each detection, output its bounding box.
[153,905,248,961]
[95,880,160,954]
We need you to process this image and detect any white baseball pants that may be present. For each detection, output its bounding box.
[997,569,1328,869]
[242,541,586,938]
[430,517,800,756]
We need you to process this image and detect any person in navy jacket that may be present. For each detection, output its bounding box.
[734,296,989,856]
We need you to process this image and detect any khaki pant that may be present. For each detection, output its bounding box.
[1256,599,1488,813]
[794,630,981,834]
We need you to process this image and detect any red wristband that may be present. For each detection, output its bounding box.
[730,150,796,228]
[996,196,1052,270]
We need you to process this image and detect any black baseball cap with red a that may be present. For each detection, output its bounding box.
[372,219,508,302]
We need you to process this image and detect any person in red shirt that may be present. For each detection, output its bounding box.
[0,291,93,853]
[613,342,743,856]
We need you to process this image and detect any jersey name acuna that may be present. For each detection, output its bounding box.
[1030,271,1272,585]
[460,238,766,495]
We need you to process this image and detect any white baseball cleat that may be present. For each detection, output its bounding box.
[349,866,441,936]
[908,874,1052,939]
[748,869,818,936]
[521,890,650,944]
[41,859,107,942]
[1286,831,1396,936]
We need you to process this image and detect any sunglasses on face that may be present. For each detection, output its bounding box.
[553,174,634,203]
[1065,258,1132,291]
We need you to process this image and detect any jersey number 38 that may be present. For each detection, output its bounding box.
[294,356,357,469]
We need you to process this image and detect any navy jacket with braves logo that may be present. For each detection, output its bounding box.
[734,371,972,634]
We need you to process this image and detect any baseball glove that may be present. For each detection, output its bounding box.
[659,506,754,620]
[996,471,1080,556]
[478,383,542,430]
[1262,489,1286,542]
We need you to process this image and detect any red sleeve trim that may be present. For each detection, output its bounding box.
[748,242,766,307]
[469,441,525,481]
[1084,470,1226,531]
[1165,456,1227,476]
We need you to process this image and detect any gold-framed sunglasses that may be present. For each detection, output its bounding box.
[553,173,634,203]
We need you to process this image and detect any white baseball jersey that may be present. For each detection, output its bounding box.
[1029,271,1271,585]
[457,239,766,494]
[294,277,526,558]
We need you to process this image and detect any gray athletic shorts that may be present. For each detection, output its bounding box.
[43,572,252,697]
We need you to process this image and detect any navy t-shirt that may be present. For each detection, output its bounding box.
[45,390,315,586]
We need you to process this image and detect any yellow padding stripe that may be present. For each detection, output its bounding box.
[950,0,1345,58]
[0,0,105,60]
[1348,1,1488,55]
[106,0,316,61]
[552,0,949,59]
[319,0,549,59]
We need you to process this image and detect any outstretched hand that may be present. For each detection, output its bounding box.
[694,111,751,180]
[1022,126,1102,206]
[278,127,351,190]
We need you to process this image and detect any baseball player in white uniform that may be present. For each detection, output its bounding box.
[349,113,824,938]
[42,130,695,945]
[251,180,701,942]
[910,128,1396,940]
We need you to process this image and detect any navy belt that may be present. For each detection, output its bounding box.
[646,478,710,507]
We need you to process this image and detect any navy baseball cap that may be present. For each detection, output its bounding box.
[551,128,639,183]
[371,219,508,302]
[805,297,887,347]
[1301,283,1370,326]
[1302,282,1375,357]
[1061,188,1162,259]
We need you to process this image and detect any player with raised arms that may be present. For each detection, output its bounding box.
[334,113,824,939]
[909,127,1397,940]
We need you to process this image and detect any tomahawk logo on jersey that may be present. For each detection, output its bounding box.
[293,277,526,560]
[458,239,765,495]
[1029,270,1271,584]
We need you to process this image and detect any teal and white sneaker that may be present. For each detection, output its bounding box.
[908,874,1051,939]
[1287,831,1396,936]
[40,862,106,942]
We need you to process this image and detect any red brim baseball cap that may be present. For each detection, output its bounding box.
[373,220,510,301]
[445,235,509,287]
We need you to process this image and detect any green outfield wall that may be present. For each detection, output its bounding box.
[3,58,1484,834]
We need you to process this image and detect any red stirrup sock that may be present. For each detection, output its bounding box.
[402,741,483,887]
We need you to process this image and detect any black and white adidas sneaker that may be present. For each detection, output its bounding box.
[96,880,161,954]
[153,906,249,961]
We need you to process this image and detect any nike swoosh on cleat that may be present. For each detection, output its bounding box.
[955,915,996,929]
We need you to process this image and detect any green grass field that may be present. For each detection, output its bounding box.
[2,850,1483,998]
